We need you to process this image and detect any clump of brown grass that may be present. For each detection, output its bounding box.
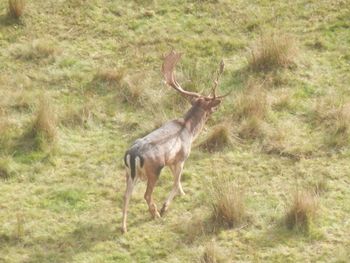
[210,176,246,228]
[260,121,315,160]
[285,191,318,232]
[238,117,266,140]
[33,97,57,142]
[94,68,124,84]
[201,241,225,263]
[92,69,149,106]
[0,117,13,152]
[248,33,297,72]
[231,80,269,141]
[311,178,328,196]
[61,103,94,128]
[173,211,212,243]
[19,96,58,151]
[199,125,232,152]
[232,81,268,121]
[12,40,57,61]
[8,0,25,19]
[0,158,15,180]
[271,90,294,112]
[309,100,350,148]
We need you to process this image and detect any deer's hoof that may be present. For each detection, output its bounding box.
[121,227,127,234]
[179,190,186,196]
[154,211,161,219]
[160,204,168,217]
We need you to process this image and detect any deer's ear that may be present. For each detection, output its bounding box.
[190,97,199,105]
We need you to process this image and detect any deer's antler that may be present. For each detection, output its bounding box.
[162,51,201,99]
[210,60,225,99]
[162,51,231,100]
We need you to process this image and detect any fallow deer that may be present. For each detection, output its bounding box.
[121,51,230,233]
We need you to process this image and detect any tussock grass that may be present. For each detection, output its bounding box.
[173,211,212,243]
[61,103,94,128]
[238,117,266,141]
[200,241,225,263]
[248,33,297,72]
[261,118,319,160]
[94,68,124,84]
[33,96,57,142]
[311,178,328,196]
[209,175,246,229]
[0,158,14,180]
[8,0,25,19]
[271,90,294,112]
[19,96,57,151]
[285,191,318,232]
[11,40,57,61]
[91,69,150,106]
[309,100,350,148]
[0,118,12,151]
[231,80,269,140]
[199,124,232,152]
[232,80,268,122]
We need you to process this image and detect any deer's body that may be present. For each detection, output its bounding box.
[121,51,229,233]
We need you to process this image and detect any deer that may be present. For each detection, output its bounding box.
[121,51,230,233]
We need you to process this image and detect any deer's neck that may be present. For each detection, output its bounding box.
[183,105,208,141]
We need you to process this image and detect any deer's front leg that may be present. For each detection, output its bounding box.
[160,162,185,216]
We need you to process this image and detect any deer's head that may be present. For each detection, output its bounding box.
[162,51,230,117]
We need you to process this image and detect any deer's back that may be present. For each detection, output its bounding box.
[125,119,192,170]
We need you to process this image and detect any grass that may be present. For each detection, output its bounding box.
[198,124,232,152]
[32,96,57,144]
[209,175,247,229]
[248,32,297,72]
[285,190,319,232]
[200,240,225,263]
[0,0,349,262]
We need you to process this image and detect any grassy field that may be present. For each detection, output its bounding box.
[1,0,350,262]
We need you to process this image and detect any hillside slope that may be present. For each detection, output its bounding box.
[0,0,349,262]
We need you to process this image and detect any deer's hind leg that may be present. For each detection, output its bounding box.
[160,161,185,216]
[144,166,162,219]
[121,171,136,234]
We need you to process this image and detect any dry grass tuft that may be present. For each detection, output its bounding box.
[248,33,297,72]
[271,90,294,112]
[0,117,13,152]
[92,70,149,106]
[173,211,212,243]
[210,176,246,228]
[200,241,225,263]
[199,125,232,152]
[232,81,268,121]
[285,191,318,232]
[231,80,269,140]
[238,117,266,140]
[33,96,57,142]
[18,95,58,151]
[8,0,25,19]
[61,103,94,128]
[94,68,124,84]
[12,40,57,61]
[0,158,15,180]
[309,100,350,148]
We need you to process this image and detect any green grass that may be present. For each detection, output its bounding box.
[1,0,350,262]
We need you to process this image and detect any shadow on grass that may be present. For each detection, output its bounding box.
[0,14,24,27]
[24,223,114,263]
